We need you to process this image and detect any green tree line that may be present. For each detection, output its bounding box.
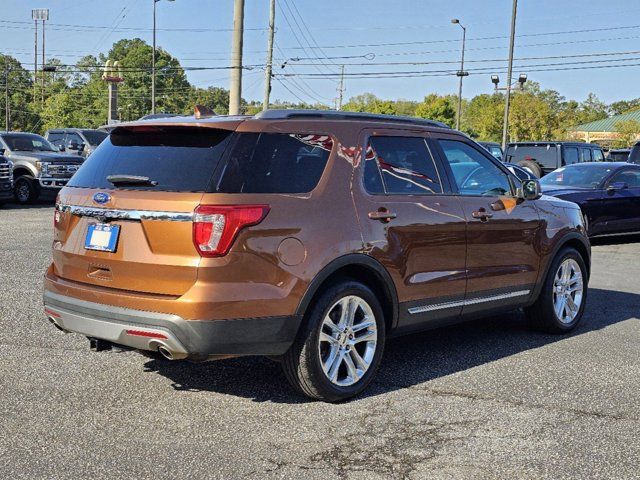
[1,38,640,144]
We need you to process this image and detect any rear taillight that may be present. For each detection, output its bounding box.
[193,205,270,257]
[54,194,61,228]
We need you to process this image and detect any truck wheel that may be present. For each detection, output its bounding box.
[14,176,40,204]
[518,160,542,178]
[282,280,386,402]
[525,248,588,333]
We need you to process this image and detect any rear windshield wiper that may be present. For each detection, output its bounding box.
[106,174,158,186]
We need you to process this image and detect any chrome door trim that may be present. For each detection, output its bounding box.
[56,204,194,222]
[408,289,531,315]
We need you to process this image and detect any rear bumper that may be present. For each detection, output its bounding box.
[43,290,301,359]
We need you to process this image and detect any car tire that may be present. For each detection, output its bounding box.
[14,175,40,204]
[282,280,386,402]
[518,160,542,178]
[525,247,588,333]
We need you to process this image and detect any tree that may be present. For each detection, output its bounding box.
[0,55,40,132]
[613,119,640,148]
[609,99,640,116]
[191,87,230,115]
[414,94,457,126]
[464,93,504,141]
[509,92,555,141]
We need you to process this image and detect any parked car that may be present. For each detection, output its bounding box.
[505,141,605,177]
[479,141,503,160]
[503,162,538,181]
[0,155,13,206]
[45,128,109,158]
[629,142,640,164]
[540,162,640,237]
[606,148,630,162]
[0,132,84,204]
[43,110,591,402]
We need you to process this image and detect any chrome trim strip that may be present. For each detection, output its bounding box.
[57,204,194,222]
[408,289,531,315]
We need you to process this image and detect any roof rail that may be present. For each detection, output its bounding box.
[254,109,451,129]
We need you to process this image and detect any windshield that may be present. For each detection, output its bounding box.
[540,164,616,189]
[2,134,56,152]
[81,130,109,146]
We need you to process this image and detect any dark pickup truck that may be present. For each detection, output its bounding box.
[0,155,13,206]
[0,132,84,204]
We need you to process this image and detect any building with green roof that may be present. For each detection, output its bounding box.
[569,109,640,146]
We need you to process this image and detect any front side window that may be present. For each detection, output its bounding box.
[439,140,511,196]
[564,147,579,165]
[364,136,442,195]
[609,169,640,188]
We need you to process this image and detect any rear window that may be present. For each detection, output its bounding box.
[214,133,332,193]
[68,127,233,192]
[506,145,558,168]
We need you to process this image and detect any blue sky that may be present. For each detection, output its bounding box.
[2,0,640,106]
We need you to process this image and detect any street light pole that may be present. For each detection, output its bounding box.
[451,19,466,131]
[501,0,518,151]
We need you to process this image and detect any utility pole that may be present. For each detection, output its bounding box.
[501,0,518,151]
[4,64,9,131]
[337,65,345,110]
[451,19,467,131]
[229,0,245,115]
[262,0,275,111]
[152,0,175,115]
[152,0,157,114]
[34,18,38,105]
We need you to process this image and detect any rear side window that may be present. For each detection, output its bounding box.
[364,136,442,195]
[215,133,332,193]
[580,148,592,162]
[68,127,233,192]
[593,149,604,161]
[506,145,558,169]
[565,147,579,165]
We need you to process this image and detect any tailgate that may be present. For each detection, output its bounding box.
[53,188,203,296]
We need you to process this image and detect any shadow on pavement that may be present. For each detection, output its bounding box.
[143,287,639,403]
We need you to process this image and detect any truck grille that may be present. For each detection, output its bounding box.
[0,163,11,181]
[47,164,79,177]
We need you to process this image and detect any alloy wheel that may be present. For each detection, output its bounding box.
[553,258,584,324]
[318,295,378,387]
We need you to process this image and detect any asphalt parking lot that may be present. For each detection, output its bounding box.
[1,202,639,480]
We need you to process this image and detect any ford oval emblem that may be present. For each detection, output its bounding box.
[93,192,111,204]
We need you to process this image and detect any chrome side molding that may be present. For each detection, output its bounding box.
[56,204,194,222]
[408,289,531,314]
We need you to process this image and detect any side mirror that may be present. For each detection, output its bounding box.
[0,148,5,156]
[68,140,79,150]
[607,181,628,193]
[519,179,542,201]
[58,144,66,152]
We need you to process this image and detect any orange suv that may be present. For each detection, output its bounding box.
[44,110,591,401]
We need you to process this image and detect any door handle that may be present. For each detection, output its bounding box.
[471,208,493,221]
[368,208,397,223]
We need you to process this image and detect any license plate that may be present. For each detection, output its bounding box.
[84,223,120,252]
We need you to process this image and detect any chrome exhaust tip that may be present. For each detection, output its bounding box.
[151,341,188,361]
